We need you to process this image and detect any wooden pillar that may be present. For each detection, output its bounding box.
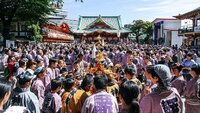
[192,18,196,31]
[17,22,20,37]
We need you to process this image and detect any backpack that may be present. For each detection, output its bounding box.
[66,89,77,105]
[42,93,53,113]
[65,89,77,112]
[11,94,21,106]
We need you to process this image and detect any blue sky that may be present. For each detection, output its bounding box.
[63,0,200,25]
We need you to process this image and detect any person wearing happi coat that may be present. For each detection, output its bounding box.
[181,53,196,68]
[184,63,200,113]
[43,49,49,68]
[76,53,89,72]
[124,67,142,90]
[81,75,119,113]
[36,50,44,62]
[140,64,183,113]
[125,55,137,74]
[121,50,132,69]
[170,63,186,96]
[43,58,58,94]
[114,48,123,65]
[80,73,94,99]
[16,59,27,76]
[10,70,40,113]
[105,72,119,98]
[55,59,66,78]
[43,79,62,113]
[31,67,46,110]
[103,53,114,67]
[107,48,115,64]
[83,50,91,63]
[61,78,74,113]
[61,78,85,113]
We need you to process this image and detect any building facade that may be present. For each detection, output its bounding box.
[41,9,75,43]
[74,15,131,43]
[174,7,200,47]
[0,0,75,44]
[41,0,75,43]
[152,18,184,47]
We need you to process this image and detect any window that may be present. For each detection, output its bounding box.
[10,23,17,31]
[197,19,200,26]
[21,25,27,31]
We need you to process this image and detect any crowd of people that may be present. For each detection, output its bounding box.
[0,42,200,113]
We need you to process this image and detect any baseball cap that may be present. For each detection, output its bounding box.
[17,69,35,84]
[34,67,43,75]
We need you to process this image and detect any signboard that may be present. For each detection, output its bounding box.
[41,23,74,42]
[194,26,200,32]
[6,40,15,48]
[47,29,74,40]
[29,41,36,45]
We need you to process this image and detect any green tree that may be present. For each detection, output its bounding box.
[144,22,153,44]
[29,22,43,42]
[129,20,153,44]
[0,0,52,47]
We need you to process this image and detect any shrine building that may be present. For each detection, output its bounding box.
[74,15,131,43]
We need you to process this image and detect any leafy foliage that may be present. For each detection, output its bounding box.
[0,0,81,46]
[29,22,43,42]
[0,0,53,46]
[0,0,52,22]
[143,21,153,44]
[129,20,153,44]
